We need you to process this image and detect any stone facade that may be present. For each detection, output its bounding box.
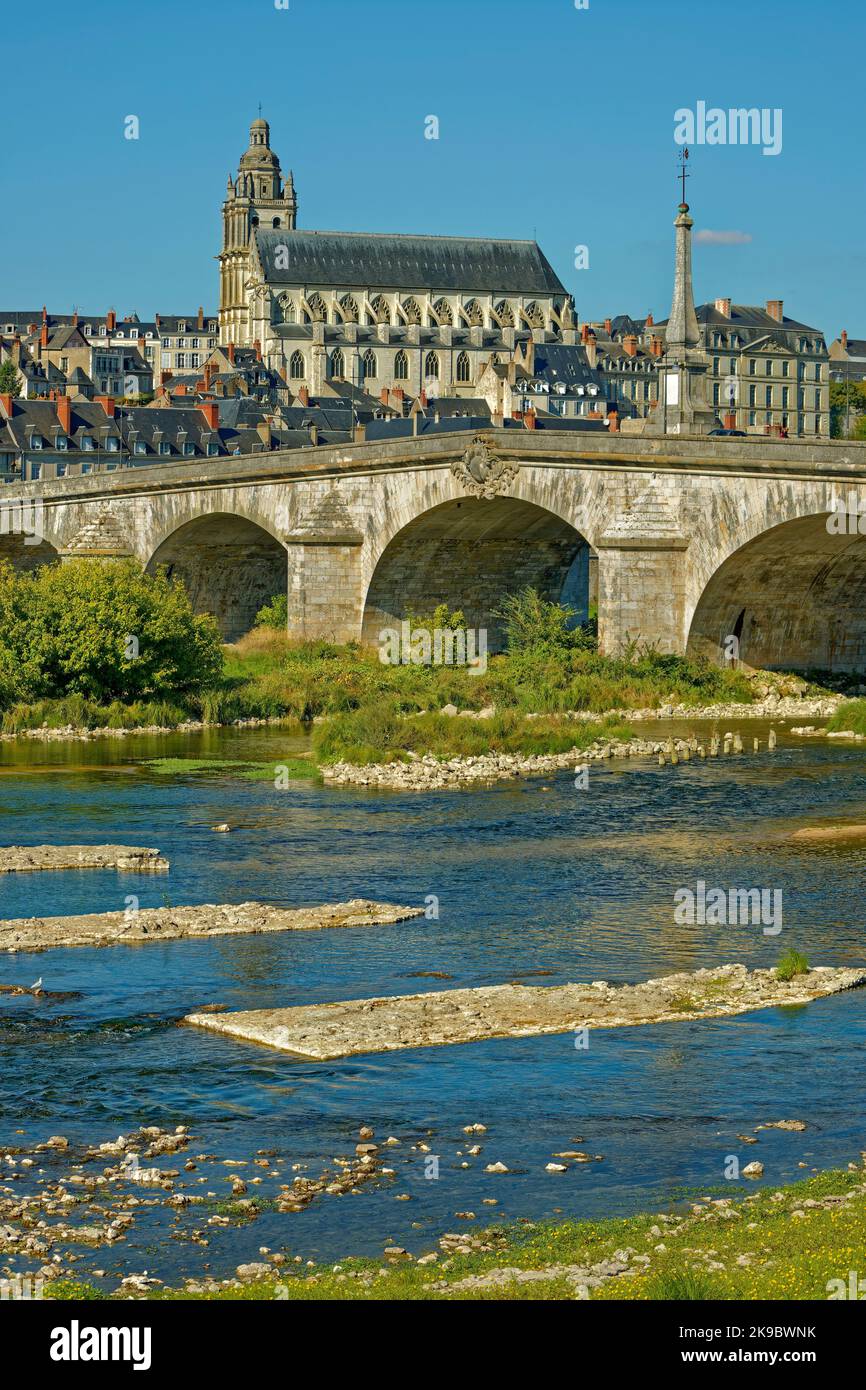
[218,119,574,399]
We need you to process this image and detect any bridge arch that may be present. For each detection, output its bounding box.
[687,510,866,672]
[0,532,60,572]
[146,511,287,642]
[361,495,592,651]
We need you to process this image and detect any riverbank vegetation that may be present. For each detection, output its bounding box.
[44,1163,866,1301]
[0,565,813,750]
[827,699,866,735]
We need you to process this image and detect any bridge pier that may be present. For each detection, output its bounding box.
[286,536,364,643]
[596,539,689,657]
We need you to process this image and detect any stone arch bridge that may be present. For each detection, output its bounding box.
[5,429,866,671]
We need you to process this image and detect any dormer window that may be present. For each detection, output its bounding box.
[159,440,171,455]
[134,439,147,455]
[55,434,68,450]
[81,435,95,450]
[178,322,186,333]
[106,436,119,452]
[29,435,42,449]
[183,440,195,456]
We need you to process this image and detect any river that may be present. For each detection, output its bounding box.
[2,723,866,1283]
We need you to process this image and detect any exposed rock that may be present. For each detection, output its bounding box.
[0,845,168,874]
[0,899,424,954]
[184,963,866,1061]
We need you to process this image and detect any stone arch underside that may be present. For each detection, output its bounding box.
[146,513,287,642]
[687,513,866,672]
[362,496,591,652]
[0,533,60,571]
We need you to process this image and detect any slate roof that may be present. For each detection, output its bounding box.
[253,230,566,294]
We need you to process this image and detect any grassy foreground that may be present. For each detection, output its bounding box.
[44,1165,866,1301]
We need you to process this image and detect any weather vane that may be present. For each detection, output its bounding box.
[678,147,690,206]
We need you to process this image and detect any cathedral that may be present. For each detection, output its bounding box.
[218,118,577,398]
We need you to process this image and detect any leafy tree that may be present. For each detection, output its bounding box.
[0,359,21,396]
[830,379,866,438]
[0,558,223,704]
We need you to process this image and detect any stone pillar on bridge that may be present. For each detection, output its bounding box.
[284,491,365,641]
[594,479,689,656]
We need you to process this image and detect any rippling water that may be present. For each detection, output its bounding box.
[2,724,866,1279]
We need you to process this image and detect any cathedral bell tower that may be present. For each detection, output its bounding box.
[218,117,298,346]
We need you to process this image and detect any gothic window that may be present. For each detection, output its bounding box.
[370,295,391,325]
[277,294,297,325]
[339,294,359,324]
[424,351,440,378]
[361,348,377,381]
[330,348,345,378]
[463,299,484,327]
[307,292,328,323]
[523,301,545,329]
[494,300,515,327]
[402,297,422,325]
[289,350,305,379]
[456,351,471,383]
[394,349,409,381]
[432,297,453,326]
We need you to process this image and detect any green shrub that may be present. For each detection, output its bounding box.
[776,949,809,981]
[254,593,289,629]
[494,586,595,655]
[827,699,866,735]
[0,558,222,706]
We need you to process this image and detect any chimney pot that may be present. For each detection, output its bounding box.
[298,385,309,406]
[107,309,117,332]
[0,393,14,415]
[227,341,235,364]
[199,401,219,431]
[94,395,115,417]
[841,330,849,349]
[623,335,638,357]
[766,299,784,323]
[56,395,72,433]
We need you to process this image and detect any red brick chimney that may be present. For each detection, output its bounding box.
[650,335,664,357]
[523,406,537,430]
[606,407,620,432]
[253,338,262,362]
[581,323,591,343]
[175,382,187,396]
[380,387,389,406]
[40,321,49,349]
[714,298,732,317]
[766,299,784,323]
[646,312,654,328]
[297,385,310,406]
[604,318,612,335]
[419,388,428,406]
[197,305,204,331]
[72,310,79,328]
[0,393,14,416]
[42,305,47,324]
[227,341,235,365]
[199,400,219,430]
[56,395,72,432]
[623,335,638,357]
[842,330,849,350]
[94,395,115,417]
[107,309,116,332]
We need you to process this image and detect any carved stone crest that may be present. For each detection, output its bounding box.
[451,437,519,499]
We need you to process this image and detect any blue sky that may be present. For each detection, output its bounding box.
[6,0,863,339]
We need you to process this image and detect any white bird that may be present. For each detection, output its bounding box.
[30,978,43,993]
